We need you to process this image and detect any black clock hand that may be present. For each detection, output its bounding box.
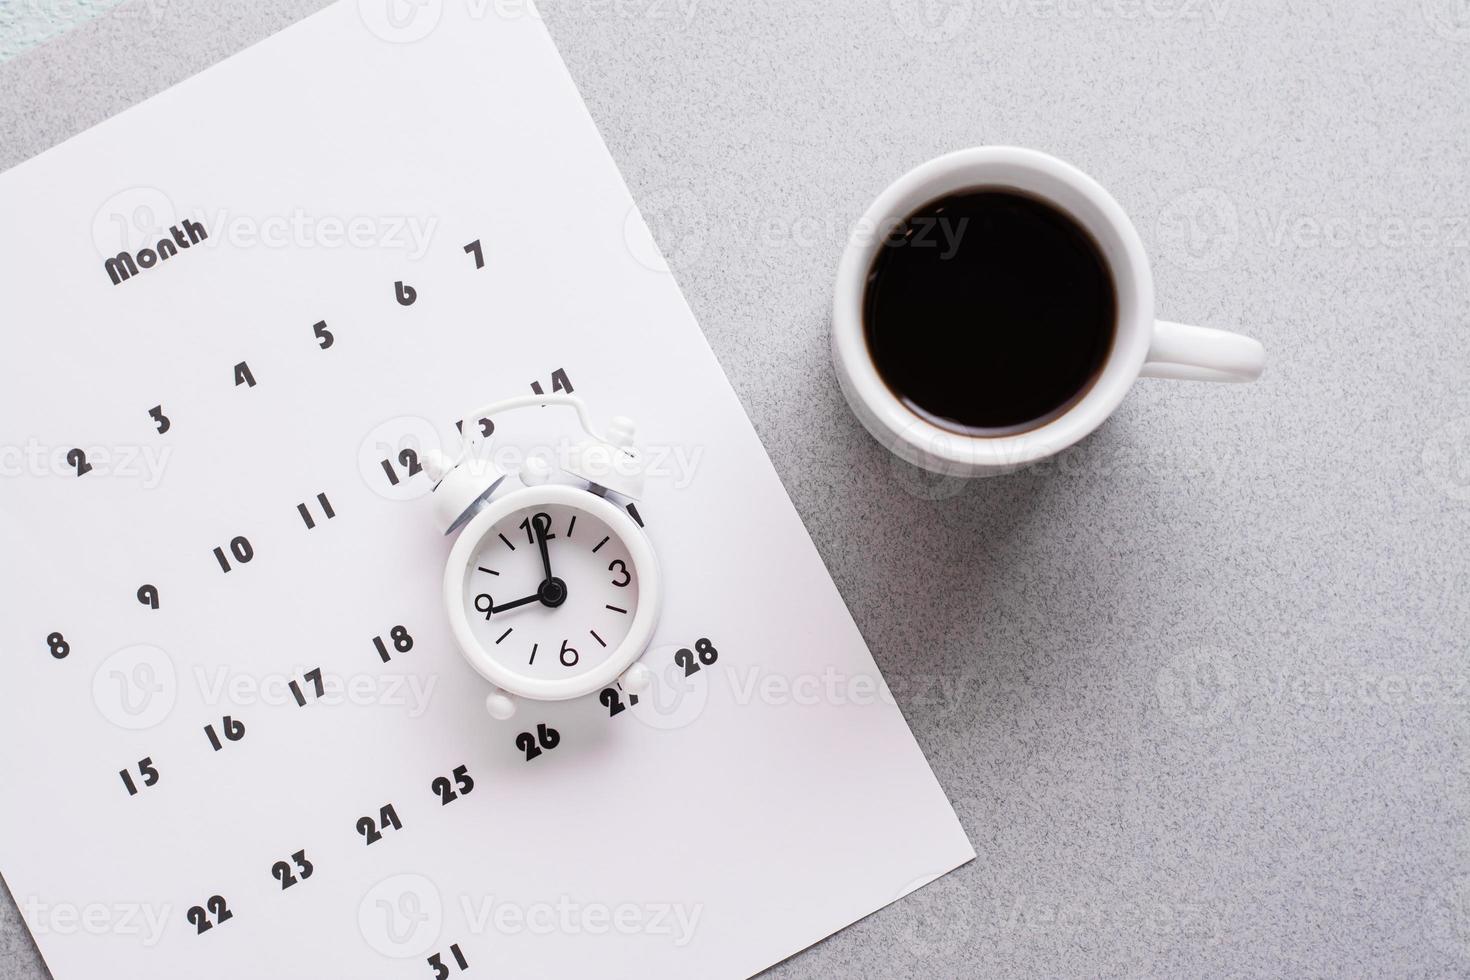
[534,514,553,582]
[491,594,541,615]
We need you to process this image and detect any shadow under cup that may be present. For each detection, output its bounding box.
[861,186,1119,439]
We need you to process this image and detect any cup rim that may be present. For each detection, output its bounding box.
[832,146,1155,469]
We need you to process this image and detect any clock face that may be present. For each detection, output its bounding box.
[458,501,640,682]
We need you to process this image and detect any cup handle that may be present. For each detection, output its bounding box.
[1141,320,1266,383]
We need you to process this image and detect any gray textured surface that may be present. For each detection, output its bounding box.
[2,1,1469,977]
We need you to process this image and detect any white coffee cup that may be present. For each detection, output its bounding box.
[831,146,1265,477]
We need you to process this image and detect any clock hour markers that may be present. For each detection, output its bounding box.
[463,503,638,685]
[627,502,644,528]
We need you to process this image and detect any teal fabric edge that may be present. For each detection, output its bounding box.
[0,0,128,64]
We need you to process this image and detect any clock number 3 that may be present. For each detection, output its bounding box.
[608,559,631,588]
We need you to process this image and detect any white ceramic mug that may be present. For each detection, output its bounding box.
[831,146,1266,477]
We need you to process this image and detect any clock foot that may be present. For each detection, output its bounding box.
[485,689,517,721]
[620,662,652,694]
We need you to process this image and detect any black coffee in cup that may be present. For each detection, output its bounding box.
[862,188,1116,435]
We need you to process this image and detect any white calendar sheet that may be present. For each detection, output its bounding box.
[0,3,974,977]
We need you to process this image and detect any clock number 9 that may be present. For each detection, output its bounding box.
[474,594,494,620]
[608,560,631,588]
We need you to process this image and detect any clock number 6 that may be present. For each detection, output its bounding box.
[559,639,578,668]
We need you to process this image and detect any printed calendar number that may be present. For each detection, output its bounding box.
[148,404,171,434]
[213,536,255,573]
[119,757,159,796]
[186,895,232,935]
[66,449,92,477]
[312,319,334,350]
[455,417,494,438]
[137,584,160,609]
[464,239,484,269]
[674,638,719,677]
[529,368,574,396]
[380,449,424,487]
[599,686,640,717]
[46,632,70,660]
[357,803,402,845]
[372,626,414,663]
[271,849,314,890]
[396,281,418,307]
[431,765,475,806]
[297,492,337,530]
[289,667,324,707]
[233,361,257,388]
[515,723,560,762]
[203,716,245,751]
[428,944,469,979]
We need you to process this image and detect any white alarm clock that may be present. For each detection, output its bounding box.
[423,394,660,721]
